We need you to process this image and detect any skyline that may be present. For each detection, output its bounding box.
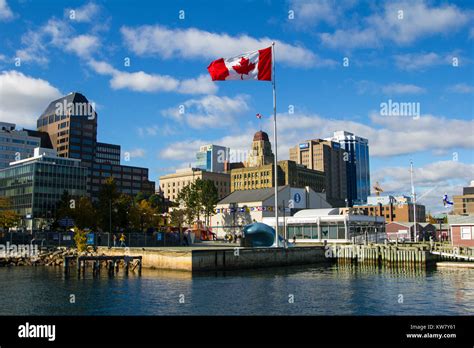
[0,0,473,213]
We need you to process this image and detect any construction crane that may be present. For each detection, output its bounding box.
[373,182,384,197]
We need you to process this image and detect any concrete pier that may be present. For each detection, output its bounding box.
[98,246,328,271]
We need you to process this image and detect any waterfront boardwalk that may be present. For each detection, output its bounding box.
[96,242,473,272]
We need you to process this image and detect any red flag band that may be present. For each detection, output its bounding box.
[207,47,272,81]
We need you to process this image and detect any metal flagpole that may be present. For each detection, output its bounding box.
[272,42,279,247]
[410,160,417,242]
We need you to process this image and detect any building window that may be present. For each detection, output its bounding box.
[461,227,472,240]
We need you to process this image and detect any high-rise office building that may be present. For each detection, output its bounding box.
[326,131,370,206]
[289,139,347,207]
[195,144,229,173]
[0,122,43,169]
[36,92,155,199]
[0,147,87,230]
[37,93,97,168]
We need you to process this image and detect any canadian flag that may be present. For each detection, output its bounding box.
[207,47,272,81]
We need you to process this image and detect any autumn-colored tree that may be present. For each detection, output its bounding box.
[129,199,160,232]
[73,227,87,252]
[0,197,21,232]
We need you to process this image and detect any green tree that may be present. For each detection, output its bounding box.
[200,180,219,226]
[177,184,197,225]
[97,178,120,232]
[116,194,133,231]
[177,179,219,226]
[55,190,74,221]
[169,208,185,243]
[72,196,97,230]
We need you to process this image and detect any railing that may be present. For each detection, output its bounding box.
[0,231,181,248]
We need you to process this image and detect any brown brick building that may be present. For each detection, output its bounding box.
[340,202,426,223]
[289,139,347,207]
[453,183,474,215]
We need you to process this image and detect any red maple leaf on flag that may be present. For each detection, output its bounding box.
[232,57,256,79]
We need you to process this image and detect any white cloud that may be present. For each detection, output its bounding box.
[88,60,218,94]
[121,25,334,68]
[64,2,100,23]
[125,148,146,158]
[447,83,474,94]
[161,94,249,129]
[320,1,470,49]
[288,0,339,26]
[382,83,426,95]
[0,70,62,127]
[15,15,102,65]
[159,139,206,162]
[159,111,474,162]
[373,161,474,213]
[111,70,179,93]
[159,129,255,163]
[15,18,93,64]
[273,112,474,158]
[394,52,443,71]
[0,0,13,21]
[65,34,99,57]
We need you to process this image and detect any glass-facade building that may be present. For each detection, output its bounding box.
[326,131,370,206]
[0,122,41,169]
[0,148,87,228]
[264,208,385,243]
[195,144,229,173]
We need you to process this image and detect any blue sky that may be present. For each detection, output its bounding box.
[0,0,473,213]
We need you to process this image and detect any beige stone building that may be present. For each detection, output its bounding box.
[159,168,230,202]
[245,131,274,167]
[453,182,474,215]
[290,139,347,207]
[228,131,325,195]
[230,160,325,194]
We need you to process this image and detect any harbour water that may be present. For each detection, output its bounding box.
[0,264,473,316]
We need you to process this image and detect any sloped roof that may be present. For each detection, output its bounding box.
[218,186,288,204]
[39,92,92,117]
[449,215,474,225]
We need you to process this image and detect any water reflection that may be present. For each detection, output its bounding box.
[0,264,472,316]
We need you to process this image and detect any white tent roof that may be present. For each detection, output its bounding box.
[293,208,340,217]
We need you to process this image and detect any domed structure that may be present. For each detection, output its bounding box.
[253,131,269,142]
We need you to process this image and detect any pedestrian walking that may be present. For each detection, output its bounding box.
[119,233,126,247]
